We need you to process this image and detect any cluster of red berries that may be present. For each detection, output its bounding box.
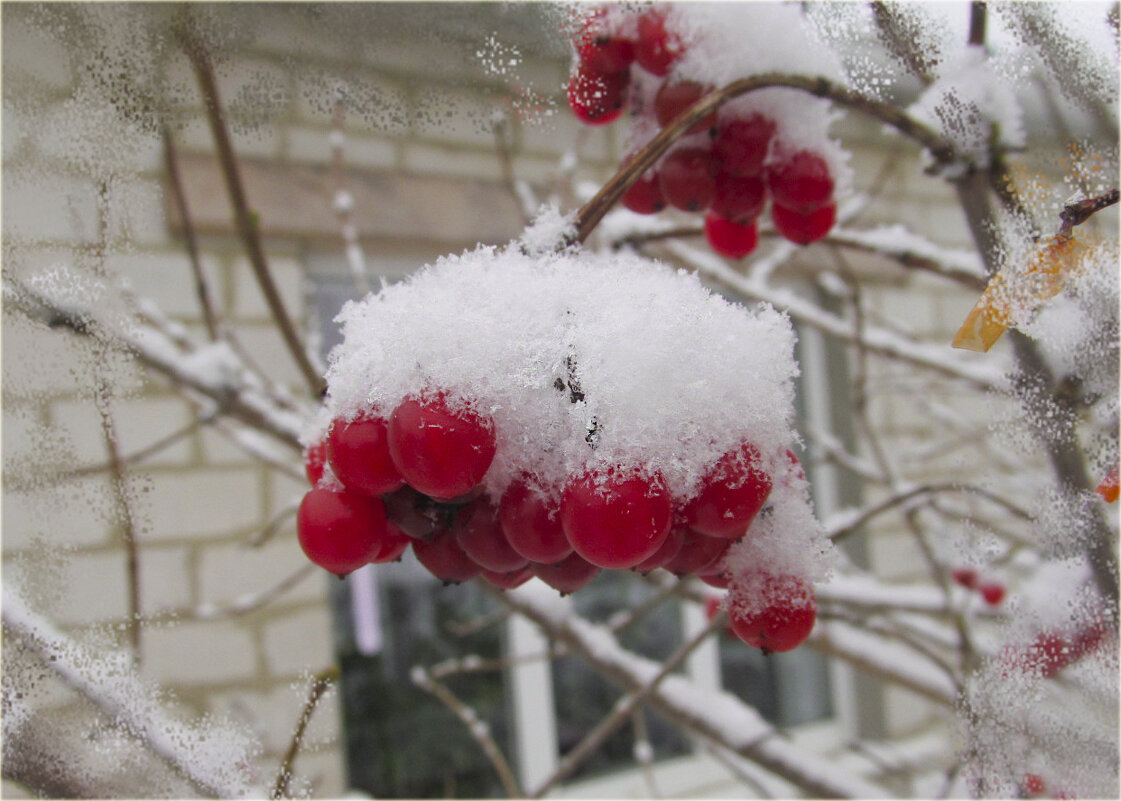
[297,390,817,654]
[999,619,1110,680]
[950,566,1007,606]
[565,5,838,258]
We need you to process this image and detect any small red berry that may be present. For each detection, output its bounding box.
[979,582,1005,606]
[572,8,635,74]
[663,529,731,576]
[729,576,817,654]
[633,522,686,573]
[1022,774,1046,796]
[370,520,411,564]
[560,467,673,569]
[304,439,328,486]
[566,63,629,126]
[771,201,836,245]
[713,114,775,177]
[481,564,536,590]
[704,213,759,259]
[635,8,683,77]
[297,487,389,577]
[499,476,572,564]
[684,441,772,539]
[659,147,717,212]
[387,393,497,501]
[533,551,602,595]
[1096,464,1119,503]
[327,414,405,497]
[711,172,767,223]
[621,169,666,215]
[698,571,732,589]
[454,498,529,574]
[412,528,481,584]
[951,567,979,589]
[766,149,834,213]
[654,80,716,134]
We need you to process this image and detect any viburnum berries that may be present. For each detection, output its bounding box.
[326,414,404,496]
[684,442,772,538]
[297,487,389,577]
[561,468,673,569]
[728,575,817,654]
[704,213,759,259]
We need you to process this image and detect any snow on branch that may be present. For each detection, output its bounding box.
[2,586,263,798]
[498,583,891,799]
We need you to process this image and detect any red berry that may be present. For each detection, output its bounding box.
[304,439,328,486]
[782,449,806,485]
[771,201,836,245]
[560,467,673,569]
[481,564,535,590]
[533,551,601,595]
[621,169,666,215]
[633,522,685,573]
[387,393,497,501]
[684,442,772,539]
[704,213,759,259]
[711,172,767,223]
[704,596,722,621]
[499,476,573,564]
[381,485,442,540]
[698,570,732,589]
[729,576,816,654]
[1095,464,1119,502]
[654,81,716,134]
[454,498,529,574]
[327,414,405,497]
[578,36,635,74]
[297,487,389,577]
[767,149,834,213]
[663,529,731,576]
[566,63,629,126]
[713,114,775,177]
[979,581,1005,606]
[951,567,979,589]
[1022,774,1046,796]
[370,521,411,563]
[412,528,481,584]
[635,8,683,77]
[659,147,717,212]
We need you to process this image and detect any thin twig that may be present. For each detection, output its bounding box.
[180,23,325,398]
[163,125,219,341]
[1057,188,1120,240]
[144,563,316,625]
[329,91,372,296]
[271,666,339,800]
[410,665,523,798]
[529,612,726,798]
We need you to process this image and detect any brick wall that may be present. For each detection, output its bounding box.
[2,4,1072,796]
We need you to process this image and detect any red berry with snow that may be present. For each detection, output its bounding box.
[327,414,405,497]
[771,201,836,245]
[713,114,775,177]
[659,147,717,212]
[634,8,683,76]
[499,476,573,564]
[561,468,673,569]
[454,497,529,574]
[704,213,759,259]
[566,63,629,126]
[297,487,389,577]
[654,80,717,134]
[684,442,772,538]
[729,576,817,654]
[481,564,535,591]
[387,393,497,501]
[633,521,685,573]
[412,528,481,584]
[1022,774,1046,796]
[767,150,834,213]
[533,551,602,595]
[621,169,667,215]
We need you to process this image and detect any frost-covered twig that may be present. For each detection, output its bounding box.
[1058,188,1120,239]
[180,23,325,398]
[2,587,260,798]
[271,666,338,800]
[528,609,726,798]
[145,564,315,625]
[329,93,372,296]
[497,583,892,798]
[410,665,522,798]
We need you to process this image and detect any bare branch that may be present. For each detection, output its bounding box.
[1057,188,1120,240]
[271,667,338,800]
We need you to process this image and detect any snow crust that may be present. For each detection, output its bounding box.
[324,244,803,508]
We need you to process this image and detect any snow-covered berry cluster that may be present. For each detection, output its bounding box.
[296,232,831,653]
[565,3,849,257]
